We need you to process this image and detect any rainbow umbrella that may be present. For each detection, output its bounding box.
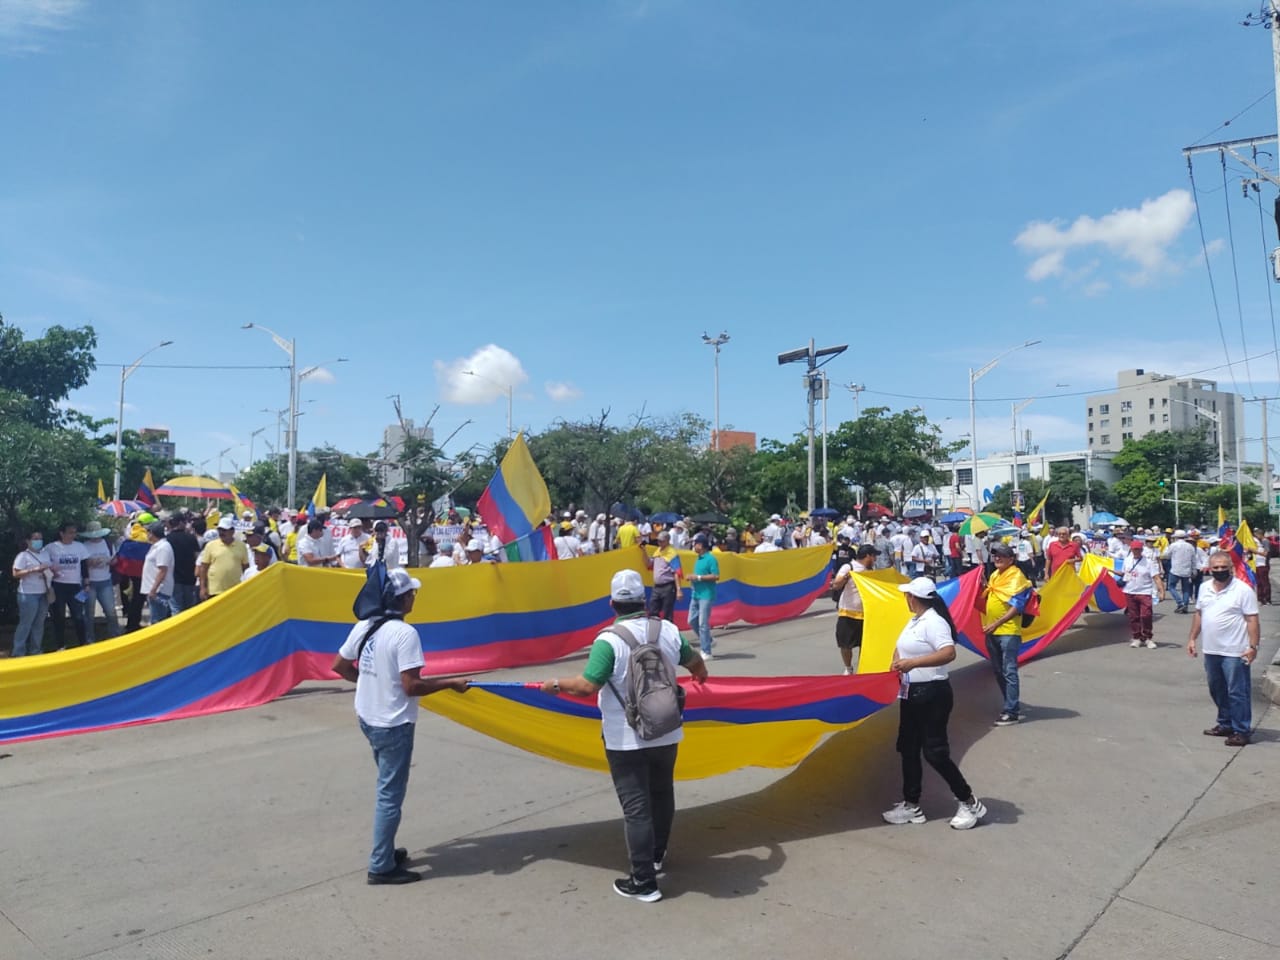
[957,512,1005,537]
[98,499,148,517]
[155,475,234,499]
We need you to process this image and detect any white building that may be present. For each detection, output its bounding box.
[1085,369,1241,456]
[379,420,434,490]
[909,449,1120,520]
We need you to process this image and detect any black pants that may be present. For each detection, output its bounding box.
[896,679,972,805]
[649,581,677,622]
[605,744,678,886]
[48,581,87,648]
[123,576,144,632]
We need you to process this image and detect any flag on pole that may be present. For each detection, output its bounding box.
[478,434,554,560]
[96,479,106,503]
[135,468,158,508]
[307,473,328,519]
[1026,489,1050,529]
[1217,505,1231,539]
[228,483,258,518]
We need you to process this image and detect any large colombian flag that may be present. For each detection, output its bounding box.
[478,433,555,561]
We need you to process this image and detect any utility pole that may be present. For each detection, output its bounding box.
[778,339,847,514]
[702,332,730,449]
[845,382,865,417]
[821,371,829,508]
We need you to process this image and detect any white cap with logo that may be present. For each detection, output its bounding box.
[610,569,646,602]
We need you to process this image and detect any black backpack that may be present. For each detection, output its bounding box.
[603,619,687,740]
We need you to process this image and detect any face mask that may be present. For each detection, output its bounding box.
[1211,569,1232,582]
[30,539,43,550]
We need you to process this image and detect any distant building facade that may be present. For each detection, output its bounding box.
[918,449,1120,523]
[1085,369,1241,456]
[380,420,434,490]
[712,430,757,452]
[139,427,176,466]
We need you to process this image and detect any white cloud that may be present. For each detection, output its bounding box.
[0,0,83,53]
[436,344,528,404]
[545,380,582,402]
[1015,189,1196,287]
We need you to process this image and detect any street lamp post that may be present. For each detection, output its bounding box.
[778,339,848,514]
[461,370,513,438]
[249,427,266,467]
[1011,398,1034,499]
[243,324,297,507]
[701,331,730,449]
[968,340,1040,512]
[1172,398,1240,519]
[114,340,173,500]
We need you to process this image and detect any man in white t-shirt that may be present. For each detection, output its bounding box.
[889,529,912,574]
[337,518,372,569]
[140,522,176,623]
[1120,537,1166,649]
[553,524,583,560]
[45,520,90,649]
[832,544,877,674]
[297,519,337,567]
[1188,551,1261,747]
[331,569,471,885]
[540,570,708,903]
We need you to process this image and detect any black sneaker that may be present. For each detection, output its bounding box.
[613,876,662,902]
[994,713,1020,726]
[367,866,422,885]
[394,847,409,866]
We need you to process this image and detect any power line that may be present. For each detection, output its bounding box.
[1187,154,1242,395]
[861,349,1280,404]
[1187,87,1275,148]
[1220,151,1255,394]
[1250,184,1280,387]
[99,363,290,370]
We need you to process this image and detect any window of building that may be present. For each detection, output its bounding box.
[1122,432,1133,440]
[1100,418,1110,428]
[1162,398,1168,407]
[1087,406,1093,416]
[1121,416,1132,427]
[1148,398,1155,408]
[1088,437,1094,446]
[955,467,973,486]
[1120,400,1132,411]
[1149,414,1156,424]
[1088,421,1094,432]
[1099,403,1110,414]
[1162,413,1169,422]
[1100,434,1111,445]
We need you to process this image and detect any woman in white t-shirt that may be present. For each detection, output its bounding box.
[882,577,987,831]
[11,530,51,657]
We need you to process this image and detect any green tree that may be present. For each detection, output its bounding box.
[1111,429,1213,480]
[295,446,378,505]
[234,459,288,508]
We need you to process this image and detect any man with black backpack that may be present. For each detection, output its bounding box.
[540,569,708,902]
[331,568,471,885]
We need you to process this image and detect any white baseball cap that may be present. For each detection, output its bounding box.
[387,568,421,597]
[216,515,236,530]
[610,569,646,602]
[465,538,482,551]
[348,517,363,528]
[898,577,938,599]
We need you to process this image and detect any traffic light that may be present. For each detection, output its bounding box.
[1157,478,1168,488]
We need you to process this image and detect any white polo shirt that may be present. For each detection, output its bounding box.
[1196,577,1259,657]
[894,607,954,685]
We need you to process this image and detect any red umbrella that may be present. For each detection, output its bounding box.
[864,502,893,518]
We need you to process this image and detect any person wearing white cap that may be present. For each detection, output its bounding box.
[762,514,783,546]
[540,569,708,902]
[882,577,987,830]
[197,515,250,599]
[337,518,371,569]
[331,568,471,885]
[1120,536,1166,648]
[589,513,609,552]
[669,519,688,550]
[80,521,120,641]
[1166,530,1196,614]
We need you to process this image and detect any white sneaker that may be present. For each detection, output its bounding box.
[702,652,713,661]
[949,798,986,830]
[1144,639,1158,649]
[1129,639,1141,648]
[842,667,853,676]
[882,801,926,825]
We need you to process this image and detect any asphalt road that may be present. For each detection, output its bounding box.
[1,594,1276,960]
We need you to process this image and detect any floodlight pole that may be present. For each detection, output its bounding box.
[778,338,847,515]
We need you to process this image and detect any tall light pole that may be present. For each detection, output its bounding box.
[701,331,730,449]
[778,339,848,514]
[1172,398,1239,519]
[243,323,297,507]
[114,340,173,499]
[1011,398,1034,499]
[461,369,513,438]
[969,340,1040,512]
[249,427,266,467]
[845,382,865,417]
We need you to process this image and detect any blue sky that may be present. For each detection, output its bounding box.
[3,0,1279,485]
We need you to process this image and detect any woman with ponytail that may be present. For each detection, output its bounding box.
[882,577,987,830]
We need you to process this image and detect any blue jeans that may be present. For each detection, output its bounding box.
[359,719,416,875]
[986,633,1021,717]
[1167,574,1191,609]
[687,594,714,655]
[13,592,48,657]
[83,580,120,641]
[1204,654,1251,736]
[172,583,200,613]
[148,595,176,624]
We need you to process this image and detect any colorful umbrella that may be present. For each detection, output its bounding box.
[97,499,148,517]
[155,475,233,499]
[330,497,363,515]
[957,512,1005,537]
[863,503,893,518]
